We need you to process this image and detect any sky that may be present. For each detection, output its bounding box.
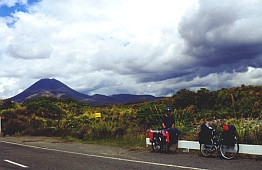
[0,0,262,99]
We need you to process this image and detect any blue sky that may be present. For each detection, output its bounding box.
[0,4,26,17]
[0,0,40,17]
[0,0,262,99]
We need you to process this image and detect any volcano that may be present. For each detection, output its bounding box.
[10,78,161,105]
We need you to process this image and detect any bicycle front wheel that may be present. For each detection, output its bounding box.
[167,143,178,154]
[151,139,161,152]
[200,144,213,157]
[219,139,239,160]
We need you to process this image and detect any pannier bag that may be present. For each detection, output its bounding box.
[168,128,180,144]
[199,124,214,144]
[149,130,162,143]
[221,125,236,146]
[162,131,170,143]
[168,131,178,144]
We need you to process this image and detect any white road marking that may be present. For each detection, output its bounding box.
[4,159,28,168]
[1,140,209,170]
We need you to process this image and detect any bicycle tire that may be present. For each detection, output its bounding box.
[219,139,239,160]
[200,144,214,157]
[151,139,161,152]
[167,143,178,154]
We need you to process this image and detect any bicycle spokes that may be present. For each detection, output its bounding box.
[219,140,239,160]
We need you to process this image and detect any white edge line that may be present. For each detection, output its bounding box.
[1,140,209,170]
[4,159,28,168]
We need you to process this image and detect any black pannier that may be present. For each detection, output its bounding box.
[153,132,163,143]
[169,131,178,144]
[199,124,214,144]
[221,125,236,146]
[169,128,181,144]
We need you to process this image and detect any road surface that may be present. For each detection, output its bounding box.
[0,136,261,170]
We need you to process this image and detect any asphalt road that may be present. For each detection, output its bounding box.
[0,136,261,170]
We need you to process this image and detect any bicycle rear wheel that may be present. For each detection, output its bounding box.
[219,139,239,160]
[167,143,178,154]
[200,144,214,157]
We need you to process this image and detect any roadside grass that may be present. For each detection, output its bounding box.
[1,97,262,158]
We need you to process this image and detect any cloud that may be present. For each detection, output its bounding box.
[0,0,262,99]
[178,0,262,74]
[7,40,52,59]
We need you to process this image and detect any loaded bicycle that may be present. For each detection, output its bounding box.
[199,124,239,160]
[149,128,180,154]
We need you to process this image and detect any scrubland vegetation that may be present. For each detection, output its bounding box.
[1,84,262,147]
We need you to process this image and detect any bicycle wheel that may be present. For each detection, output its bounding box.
[151,139,161,152]
[167,143,178,154]
[200,144,213,157]
[219,139,239,160]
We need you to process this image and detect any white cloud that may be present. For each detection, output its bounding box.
[7,40,52,59]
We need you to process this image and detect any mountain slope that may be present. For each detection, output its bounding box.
[10,78,161,105]
[10,78,89,102]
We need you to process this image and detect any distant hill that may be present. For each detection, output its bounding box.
[10,78,162,105]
